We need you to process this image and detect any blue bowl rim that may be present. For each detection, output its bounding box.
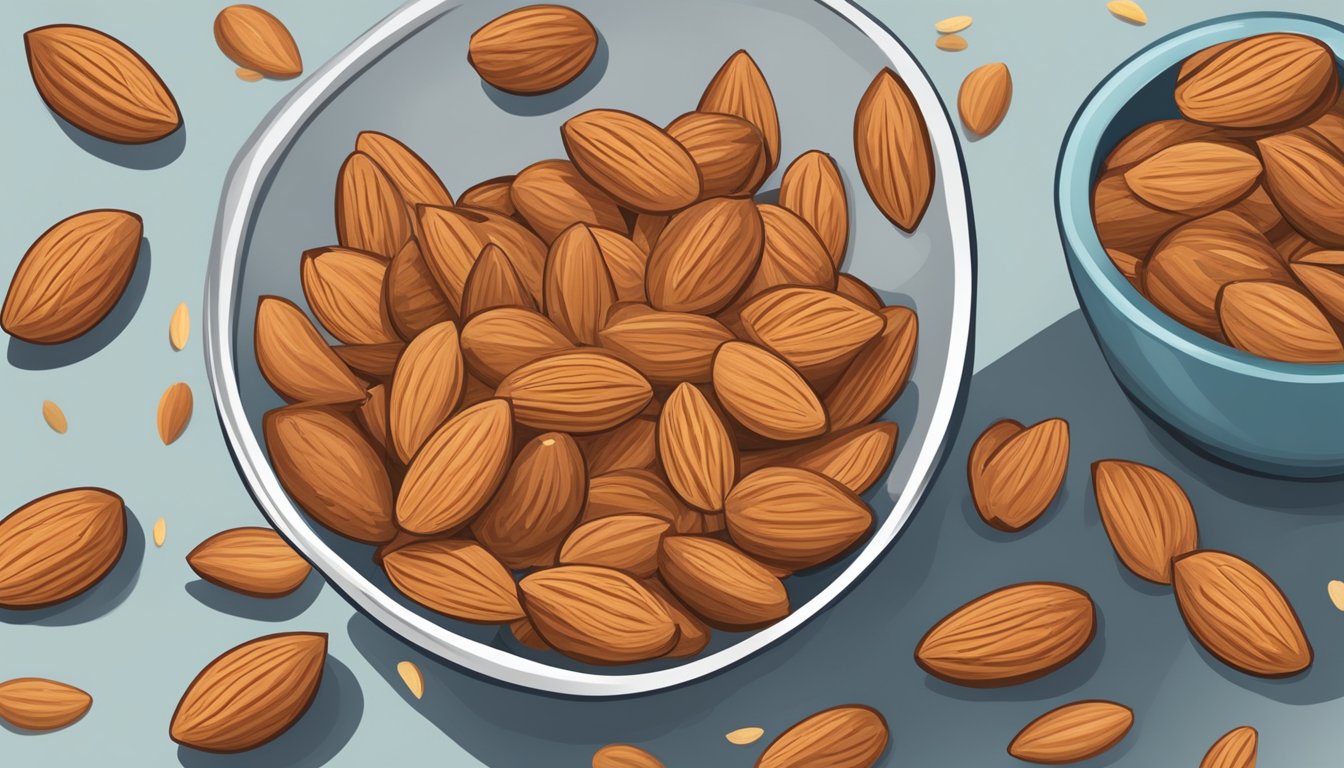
[1056,11,1344,384]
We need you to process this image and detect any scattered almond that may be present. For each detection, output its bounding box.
[157,382,193,446]
[1329,579,1344,611]
[1200,725,1258,768]
[592,744,666,768]
[855,68,935,232]
[236,67,262,82]
[756,705,888,768]
[969,418,1069,532]
[1106,0,1148,25]
[214,5,302,79]
[934,35,967,52]
[396,661,424,700]
[1008,700,1133,764]
[170,302,190,350]
[42,400,67,434]
[468,5,597,95]
[725,726,765,745]
[0,488,125,609]
[1092,460,1199,583]
[0,678,92,731]
[935,16,973,34]
[958,63,1012,137]
[153,517,167,548]
[187,527,310,598]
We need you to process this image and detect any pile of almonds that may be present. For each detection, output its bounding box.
[1093,32,1344,363]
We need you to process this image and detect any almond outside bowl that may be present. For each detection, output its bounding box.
[204,0,973,695]
[1057,13,1344,478]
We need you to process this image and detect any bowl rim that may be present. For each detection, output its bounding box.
[1056,11,1344,384]
[203,0,975,696]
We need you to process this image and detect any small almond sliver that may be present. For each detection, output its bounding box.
[235,67,263,82]
[1107,0,1148,25]
[42,400,68,434]
[397,660,424,699]
[936,34,968,52]
[934,16,972,34]
[1328,580,1344,611]
[726,726,765,745]
[153,517,166,547]
[170,302,190,350]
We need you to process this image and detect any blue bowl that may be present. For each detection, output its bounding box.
[1057,13,1344,478]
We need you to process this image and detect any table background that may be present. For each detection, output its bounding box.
[3,1,1342,765]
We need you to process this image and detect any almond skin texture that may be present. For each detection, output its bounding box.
[1226,184,1282,234]
[0,678,92,731]
[659,383,737,512]
[511,159,625,243]
[3,210,142,344]
[468,209,549,301]
[562,109,701,213]
[726,467,872,570]
[264,406,395,543]
[1103,118,1215,171]
[520,566,678,664]
[559,514,670,578]
[970,418,1069,532]
[646,197,763,313]
[1200,726,1258,768]
[467,5,597,95]
[471,432,587,569]
[1175,33,1338,131]
[382,540,523,622]
[1093,460,1199,584]
[666,111,769,198]
[544,223,617,345]
[641,578,712,658]
[1124,142,1263,216]
[1172,550,1312,677]
[336,152,411,260]
[332,342,404,379]
[592,229,648,302]
[170,632,327,753]
[1218,280,1344,363]
[740,287,884,382]
[385,239,455,339]
[712,341,827,441]
[659,535,788,629]
[582,469,687,529]
[599,310,734,385]
[1008,700,1134,764]
[915,582,1096,687]
[300,247,399,345]
[824,306,918,430]
[780,151,849,267]
[497,350,652,432]
[1091,172,1191,257]
[461,306,574,385]
[24,25,180,143]
[966,419,1024,498]
[740,422,898,495]
[389,321,464,463]
[1292,251,1344,324]
[355,131,452,213]
[186,527,311,598]
[0,488,125,609]
[1257,129,1344,248]
[255,296,367,406]
[835,274,883,310]
[577,418,658,476]
[460,242,535,320]
[396,399,513,535]
[855,68,935,232]
[735,204,837,302]
[593,744,665,768]
[214,5,302,79]
[958,62,1012,137]
[698,50,781,173]
[157,381,193,445]
[756,705,888,768]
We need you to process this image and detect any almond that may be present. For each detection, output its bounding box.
[332,342,404,379]
[157,381,193,445]
[469,209,548,301]
[600,310,735,385]
[24,25,180,143]
[254,296,367,406]
[497,350,652,432]
[385,239,455,339]
[1103,119,1214,171]
[1291,250,1344,323]
[1124,141,1263,216]
[510,159,625,243]
[42,400,68,434]
[958,62,1012,137]
[0,487,125,609]
[170,301,191,350]
[1107,0,1148,25]
[1172,550,1312,677]
[1175,33,1337,131]
[726,467,872,569]
[355,131,452,213]
[1200,726,1258,768]
[460,243,537,319]
[213,5,302,79]
[835,274,883,311]
[186,527,311,598]
[383,540,523,622]
[336,152,411,259]
[583,469,690,530]
[544,223,617,345]
[734,205,837,305]
[780,151,849,267]
[591,228,648,302]
[416,205,487,313]
[520,566,678,663]
[935,35,967,52]
[471,432,587,569]
[461,306,574,384]
[659,535,788,629]
[756,705,888,768]
[824,306,918,430]
[969,418,1069,532]
[855,68,935,232]
[740,287,884,382]
[740,422,898,494]
[1180,40,1240,81]
[712,341,827,441]
[459,176,517,217]
[915,582,1096,686]
[264,406,395,543]
[1225,184,1282,234]
[1310,111,1344,153]
[467,5,597,95]
[300,247,399,344]
[666,111,768,197]
[593,744,666,768]
[1258,128,1344,248]
[576,418,658,476]
[559,514,670,578]
[2,209,142,344]
[1143,211,1289,338]
[0,678,92,731]
[1008,700,1133,764]
[1092,460,1199,583]
[1217,280,1344,363]
[698,50,781,173]
[396,399,513,535]
[646,197,763,313]
[562,109,701,213]
[389,321,463,463]
[659,383,736,512]
[1092,172,1191,257]
[170,632,327,753]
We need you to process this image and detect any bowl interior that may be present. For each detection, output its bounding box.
[207,0,972,694]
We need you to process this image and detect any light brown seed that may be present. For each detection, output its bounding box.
[600,310,735,385]
[0,488,125,609]
[520,566,678,664]
[1008,700,1134,764]
[496,350,652,433]
[824,306,918,430]
[666,111,768,198]
[659,535,788,629]
[153,517,167,547]
[935,16,973,34]
[471,432,587,569]
[562,109,701,213]
[1218,280,1344,363]
[645,197,763,314]
[958,63,1012,136]
[725,726,765,745]
[559,514,670,578]
[780,151,849,267]
[355,131,452,214]
[698,50,781,173]
[712,341,827,442]
[756,705,888,768]
[157,382,192,445]
[336,152,411,259]
[300,247,399,344]
[396,399,513,535]
[460,306,574,385]
[255,296,367,406]
[1107,0,1148,25]
[740,287,884,382]
[726,467,872,570]
[170,302,190,350]
[592,744,666,768]
[511,159,626,243]
[935,35,967,52]
[467,5,597,95]
[42,400,67,434]
[187,527,311,598]
[1200,726,1258,768]
[1125,142,1263,216]
[235,67,262,82]
[970,418,1069,532]
[396,661,424,699]
[0,678,92,731]
[659,383,736,512]
[383,540,523,622]
[855,68,934,232]
[544,224,617,345]
[1092,460,1199,584]
[214,5,302,79]
[389,321,463,463]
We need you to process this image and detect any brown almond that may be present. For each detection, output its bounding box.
[0,678,92,731]
[576,418,658,476]
[332,342,404,379]
[1172,549,1312,677]
[1291,251,1344,323]
[186,527,310,598]
[417,205,487,313]
[660,536,788,629]
[824,306,918,430]
[157,381,193,446]
[389,321,463,463]
[915,582,1096,686]
[383,540,523,622]
[264,406,395,543]
[646,197,764,314]
[740,422,898,495]
[1008,700,1133,764]
[459,176,517,217]
[1092,172,1191,257]
[213,5,301,79]
[559,514,670,578]
[497,350,652,433]
[167,301,188,350]
[0,488,125,609]
[1179,41,1239,81]
[1093,460,1199,584]
[593,744,666,768]
[855,68,935,232]
[469,209,548,301]
[1103,118,1215,171]
[958,62,1012,137]
[599,310,735,385]
[460,306,574,385]
[835,274,883,311]
[666,111,768,197]
[355,131,452,214]
[659,382,736,512]
[735,205,837,304]
[544,223,617,345]
[698,50,781,173]
[385,239,455,340]
[582,469,686,529]
[756,705,888,768]
[460,243,537,319]
[520,566,678,664]
[712,341,827,442]
[970,418,1069,532]
[467,5,597,95]
[1125,142,1263,215]
[42,400,68,434]
[1176,33,1337,131]
[1258,129,1344,248]
[170,632,326,753]
[24,25,180,143]
[725,467,872,570]
[591,228,648,302]
[300,247,399,344]
[336,152,411,259]
[779,151,849,268]
[1218,280,1344,363]
[1201,726,1258,768]
[2,210,142,344]
[510,159,625,243]
[471,432,587,569]
[396,399,513,535]
[562,109,701,213]
[740,287,884,382]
